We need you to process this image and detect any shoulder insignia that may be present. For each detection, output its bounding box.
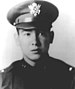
[0,69,5,73]
[68,66,75,72]
[69,67,73,71]
[0,64,13,73]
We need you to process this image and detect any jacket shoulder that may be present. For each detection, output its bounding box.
[0,63,13,88]
[0,60,23,73]
[48,56,75,73]
[0,64,13,74]
[0,60,22,88]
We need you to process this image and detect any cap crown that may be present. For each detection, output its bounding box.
[7,0,59,29]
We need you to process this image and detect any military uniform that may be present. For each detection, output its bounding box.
[0,54,74,89]
[1,0,75,89]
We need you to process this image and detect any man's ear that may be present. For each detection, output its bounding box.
[49,31,54,44]
[14,33,20,46]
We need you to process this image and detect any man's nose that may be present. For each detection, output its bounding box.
[32,32,41,46]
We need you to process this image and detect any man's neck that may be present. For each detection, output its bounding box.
[23,56,36,67]
[23,53,49,67]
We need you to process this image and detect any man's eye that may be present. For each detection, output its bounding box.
[26,33,31,36]
[23,33,31,36]
[39,32,46,36]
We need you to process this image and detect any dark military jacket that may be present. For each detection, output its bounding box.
[0,55,75,89]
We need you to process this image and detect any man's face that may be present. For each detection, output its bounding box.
[17,27,52,61]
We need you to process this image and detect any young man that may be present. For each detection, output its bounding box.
[0,0,75,89]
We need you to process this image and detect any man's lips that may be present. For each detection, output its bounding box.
[31,49,41,53]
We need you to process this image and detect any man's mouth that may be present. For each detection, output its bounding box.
[31,49,41,53]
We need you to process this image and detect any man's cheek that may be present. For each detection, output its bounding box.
[41,42,46,51]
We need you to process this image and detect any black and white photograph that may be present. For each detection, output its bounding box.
[0,0,75,89]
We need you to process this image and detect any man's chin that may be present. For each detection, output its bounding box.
[29,54,41,60]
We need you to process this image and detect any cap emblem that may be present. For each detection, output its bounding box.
[28,2,41,16]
